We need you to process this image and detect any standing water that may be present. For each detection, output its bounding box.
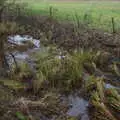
[7,35,41,69]
[67,94,89,120]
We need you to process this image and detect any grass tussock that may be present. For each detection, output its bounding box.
[85,76,104,98]
[105,89,120,119]
[86,76,119,120]
[32,48,96,92]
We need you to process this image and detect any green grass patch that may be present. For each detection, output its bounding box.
[25,1,120,31]
[0,79,25,90]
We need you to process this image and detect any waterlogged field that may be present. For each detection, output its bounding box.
[0,1,120,120]
[25,0,120,31]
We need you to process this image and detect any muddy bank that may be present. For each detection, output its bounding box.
[0,83,89,120]
[2,13,120,54]
[10,15,120,55]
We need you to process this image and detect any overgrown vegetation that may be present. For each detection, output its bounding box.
[32,48,98,92]
[0,0,120,120]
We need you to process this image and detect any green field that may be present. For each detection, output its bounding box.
[26,1,120,31]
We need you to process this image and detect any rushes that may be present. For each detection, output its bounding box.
[86,76,119,120]
[33,49,96,92]
[105,89,120,117]
[85,76,105,99]
[33,48,61,92]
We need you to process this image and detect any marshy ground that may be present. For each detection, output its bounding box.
[0,0,120,120]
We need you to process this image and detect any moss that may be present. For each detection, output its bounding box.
[0,79,25,91]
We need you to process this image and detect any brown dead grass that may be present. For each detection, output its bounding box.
[13,15,120,55]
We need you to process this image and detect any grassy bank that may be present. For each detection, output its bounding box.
[23,0,120,32]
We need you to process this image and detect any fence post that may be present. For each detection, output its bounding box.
[49,6,53,18]
[112,17,115,33]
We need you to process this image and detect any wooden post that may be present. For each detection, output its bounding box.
[112,17,115,33]
[49,6,53,18]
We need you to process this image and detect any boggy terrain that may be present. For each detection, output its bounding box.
[0,3,120,120]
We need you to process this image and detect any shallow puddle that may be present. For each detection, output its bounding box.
[67,94,89,120]
[8,35,40,48]
[7,34,67,71]
[105,83,120,92]
[105,83,116,89]
[7,35,41,69]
